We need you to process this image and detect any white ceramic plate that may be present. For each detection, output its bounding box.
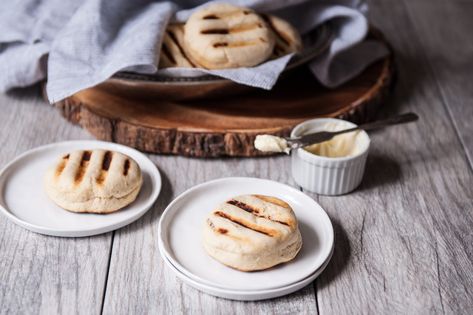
[158,235,333,301]
[158,177,334,291]
[0,141,161,237]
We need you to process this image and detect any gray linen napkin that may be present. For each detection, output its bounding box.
[0,0,389,103]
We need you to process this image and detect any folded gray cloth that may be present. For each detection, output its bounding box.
[0,0,388,103]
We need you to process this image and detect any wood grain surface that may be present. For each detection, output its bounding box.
[402,0,473,170]
[1,0,473,314]
[0,87,112,315]
[314,1,473,314]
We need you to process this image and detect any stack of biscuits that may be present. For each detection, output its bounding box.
[159,3,302,70]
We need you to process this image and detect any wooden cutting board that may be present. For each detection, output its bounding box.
[55,48,393,158]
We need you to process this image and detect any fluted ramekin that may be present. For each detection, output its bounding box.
[291,118,370,195]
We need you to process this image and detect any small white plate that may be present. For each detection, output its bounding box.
[0,141,161,237]
[158,236,333,301]
[158,177,334,292]
[158,231,334,292]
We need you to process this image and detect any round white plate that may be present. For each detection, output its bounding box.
[158,235,333,301]
[0,141,161,237]
[158,177,334,291]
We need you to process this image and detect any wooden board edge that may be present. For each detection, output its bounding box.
[53,39,395,158]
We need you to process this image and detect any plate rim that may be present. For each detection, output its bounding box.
[0,140,162,237]
[158,234,334,300]
[158,176,334,291]
[158,229,335,292]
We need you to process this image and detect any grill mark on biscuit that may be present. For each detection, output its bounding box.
[96,151,112,185]
[276,31,292,48]
[227,199,291,227]
[227,199,259,214]
[203,14,219,20]
[102,151,112,171]
[213,40,262,48]
[167,30,196,67]
[207,219,228,234]
[201,29,229,34]
[55,160,67,177]
[213,42,228,48]
[96,172,106,185]
[214,211,274,237]
[202,23,263,36]
[207,219,244,240]
[123,159,130,176]
[74,151,91,184]
[161,42,175,64]
[82,151,91,161]
[262,14,291,46]
[273,219,290,226]
[229,40,263,47]
[56,153,70,176]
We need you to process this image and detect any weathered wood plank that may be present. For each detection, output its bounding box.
[0,87,111,315]
[102,156,318,315]
[312,1,473,314]
[3,1,473,314]
[403,0,473,170]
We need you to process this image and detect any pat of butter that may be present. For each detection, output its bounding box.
[304,122,361,158]
[254,135,290,154]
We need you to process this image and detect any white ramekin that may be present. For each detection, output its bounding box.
[291,118,370,195]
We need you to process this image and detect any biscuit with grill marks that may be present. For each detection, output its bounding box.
[159,24,196,68]
[183,3,275,69]
[203,194,302,271]
[262,14,302,58]
[44,150,143,213]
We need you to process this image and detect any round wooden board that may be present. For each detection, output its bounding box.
[55,52,394,158]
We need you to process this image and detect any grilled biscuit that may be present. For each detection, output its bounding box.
[262,14,303,58]
[159,24,196,68]
[203,194,302,271]
[183,3,275,69]
[44,150,143,213]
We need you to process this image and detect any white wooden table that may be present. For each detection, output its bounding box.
[1,0,473,313]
